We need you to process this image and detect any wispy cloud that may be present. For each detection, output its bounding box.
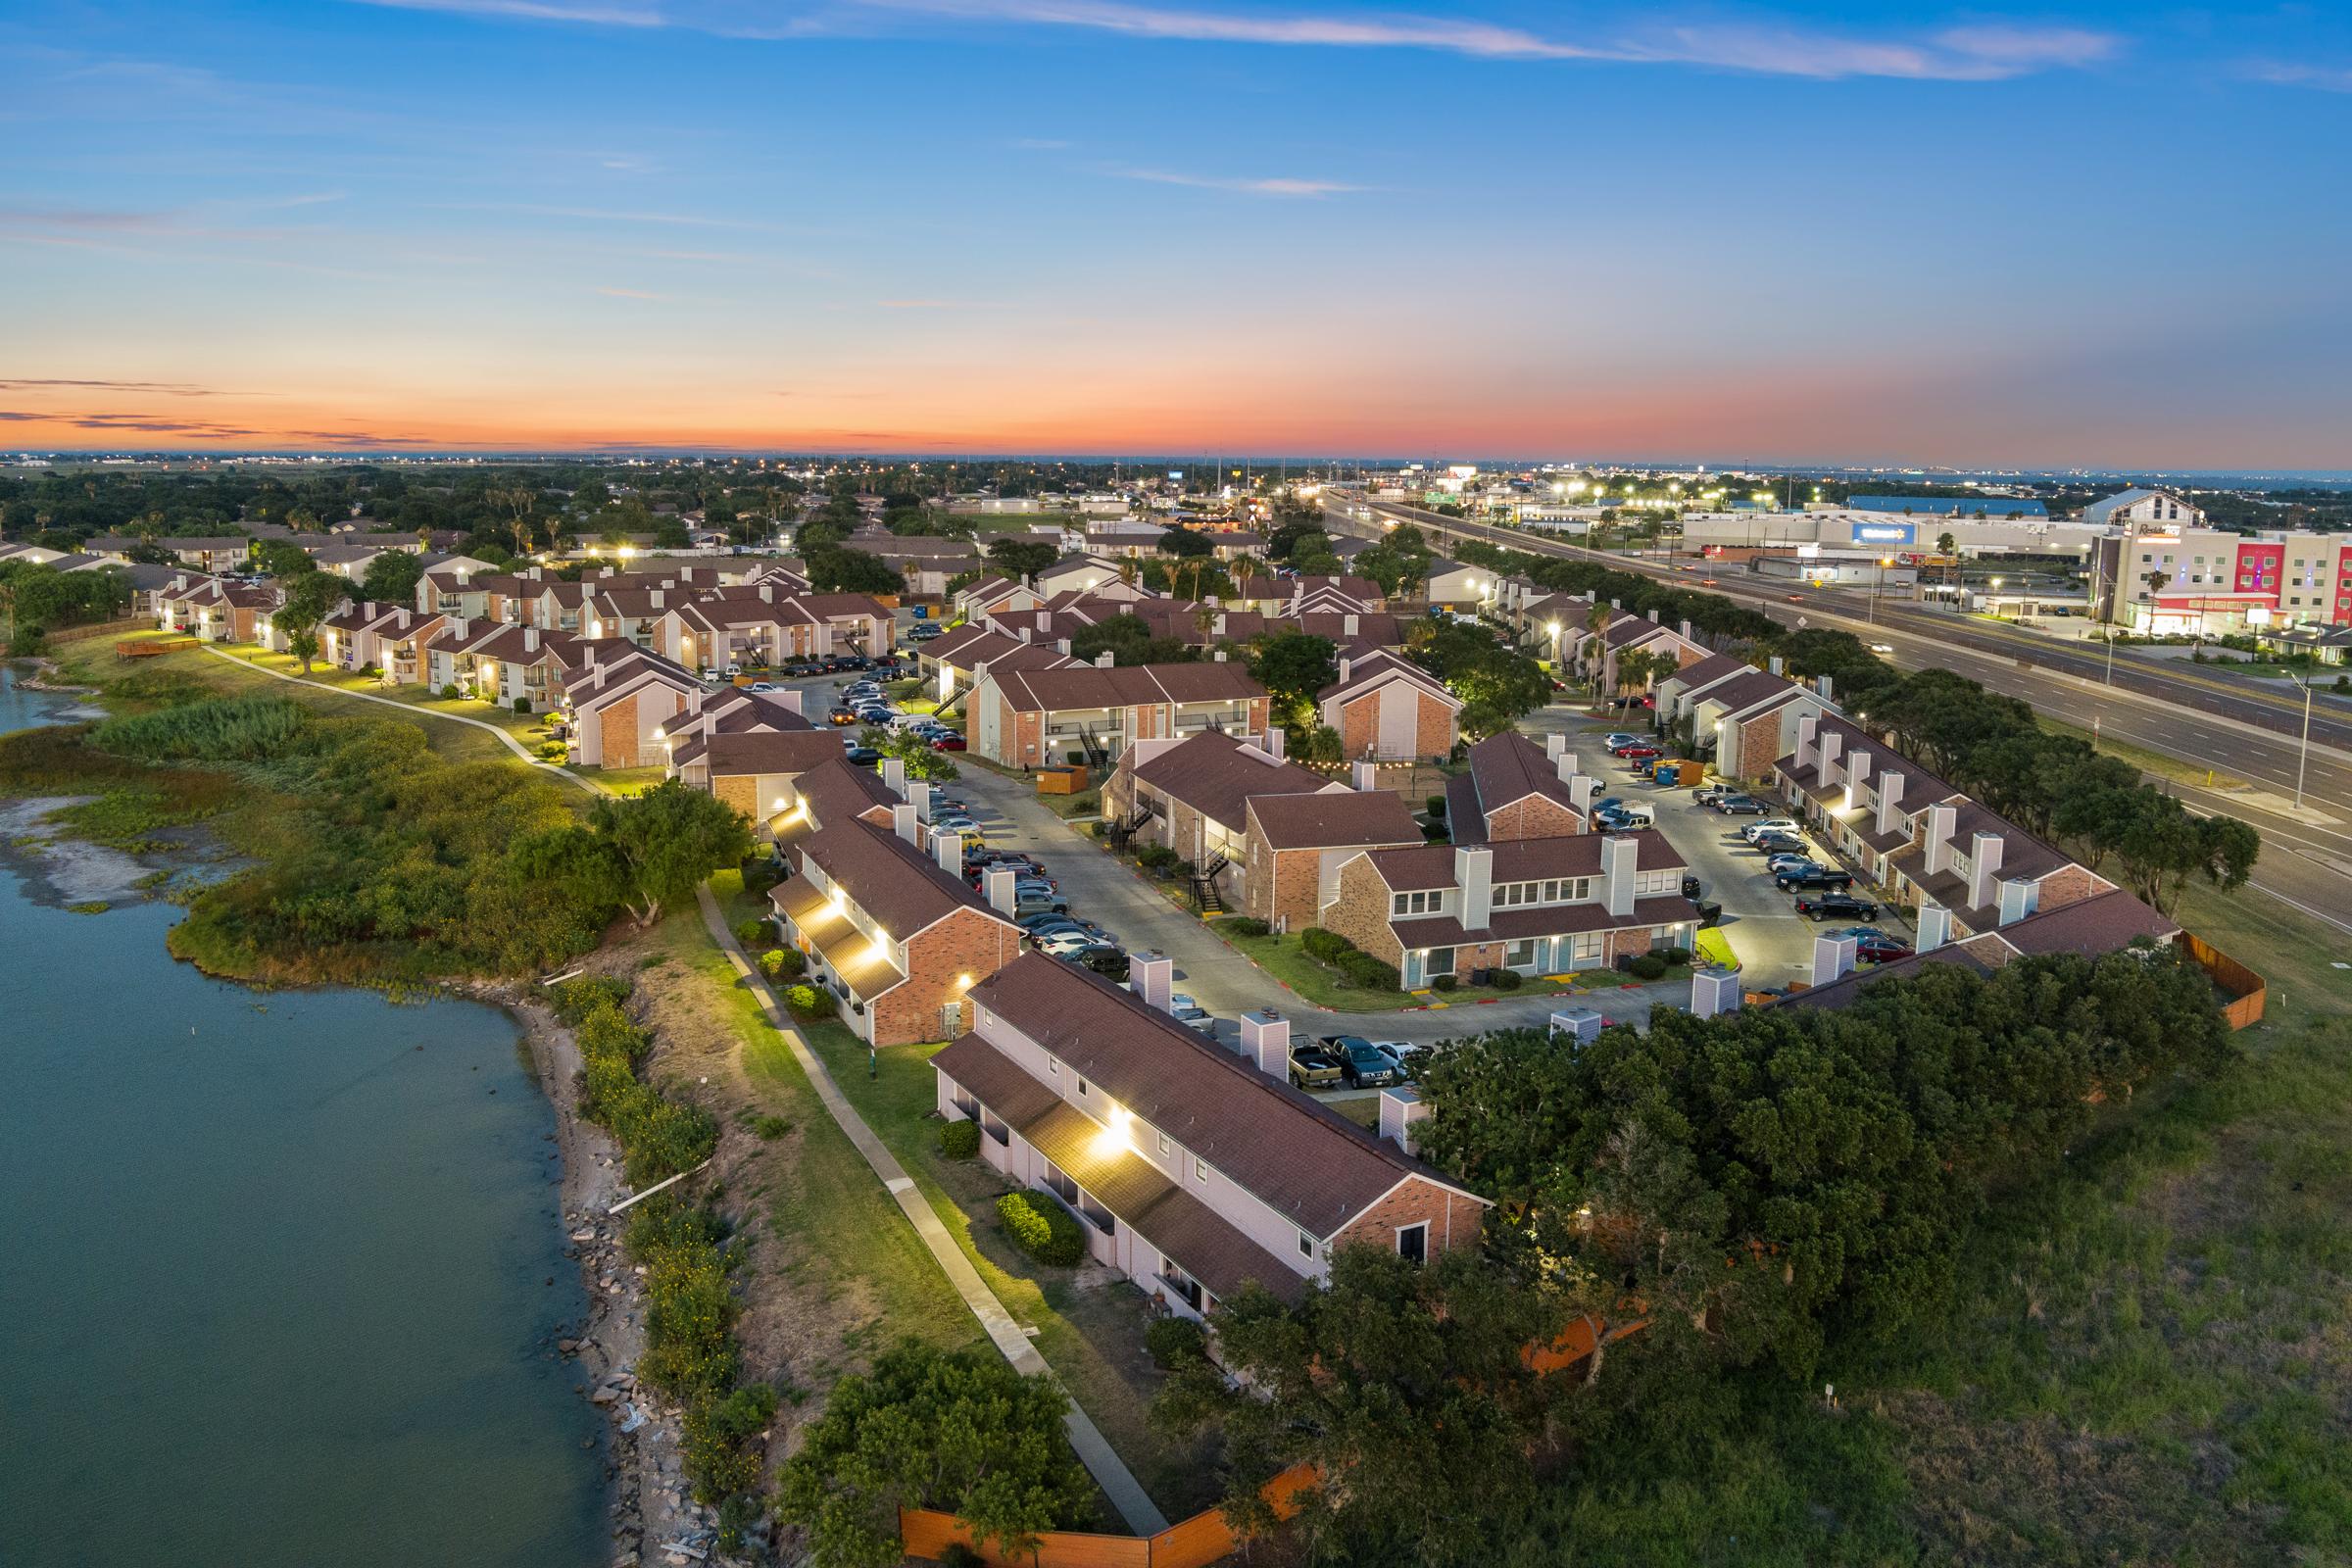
[1111,168,1361,196]
[338,0,2123,82]
[2242,60,2352,92]
[0,378,239,397]
[432,201,790,230]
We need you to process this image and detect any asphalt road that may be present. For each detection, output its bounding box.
[1323,491,2352,935]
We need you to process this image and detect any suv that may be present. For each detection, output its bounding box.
[1319,1035,1402,1089]
[1776,865,1855,892]
[1795,892,1879,921]
[1710,794,1766,814]
[1287,1044,1346,1090]
[1740,819,1802,843]
[1596,803,1654,828]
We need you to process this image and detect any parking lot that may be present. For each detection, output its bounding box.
[1585,741,1917,993]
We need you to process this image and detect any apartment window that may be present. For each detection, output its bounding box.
[1161,1259,1203,1311]
[1046,1057,1059,1077]
[1391,889,1439,915]
[1077,1078,1090,1098]
[1297,1229,1316,1260]
[1504,939,1539,968]
[1396,1223,1429,1264]
[1156,1131,1172,1156]
[1194,1156,1209,1184]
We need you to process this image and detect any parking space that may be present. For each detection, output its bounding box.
[1584,747,1916,992]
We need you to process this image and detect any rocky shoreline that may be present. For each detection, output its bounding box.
[497,984,732,1568]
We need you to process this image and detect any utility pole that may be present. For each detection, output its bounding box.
[2296,676,2314,810]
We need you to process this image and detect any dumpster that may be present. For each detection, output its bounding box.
[1036,764,1090,795]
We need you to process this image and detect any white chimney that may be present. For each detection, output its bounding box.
[1680,617,1693,640]
[1057,638,1072,656]
[1844,747,1872,799]
[651,589,663,608]
[1997,878,2037,925]
[1337,655,1351,685]
[1263,729,1285,760]
[908,779,932,821]
[1343,612,1359,636]
[1570,775,1598,814]
[777,689,802,717]
[933,826,961,873]
[1811,934,1858,987]
[1769,655,1786,676]
[882,757,906,796]
[893,803,917,844]
[1916,904,1952,953]
[1602,834,1639,917]
[1240,1009,1290,1080]
[1544,734,1566,761]
[1131,951,1173,1011]
[1922,803,1960,875]
[1213,649,1227,662]
[1875,771,1905,836]
[1555,753,1577,784]
[1818,730,1844,777]
[1968,831,2006,911]
[1454,846,1494,931]
[523,627,538,653]
[1378,1087,1430,1155]
[1816,674,1835,705]
[985,866,1018,914]
[1350,760,1378,791]
[1795,711,1820,769]
[1690,967,1742,1018]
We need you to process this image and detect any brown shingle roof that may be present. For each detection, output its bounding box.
[796,815,1006,941]
[700,730,853,777]
[963,955,1480,1240]
[1465,731,1581,825]
[1364,830,1687,892]
[1129,731,1335,834]
[1246,789,1423,852]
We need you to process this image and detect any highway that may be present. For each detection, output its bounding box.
[1320,489,2352,933]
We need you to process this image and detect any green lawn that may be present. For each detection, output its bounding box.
[2039,716,2251,793]
[788,1014,1223,1521]
[572,763,670,796]
[1205,921,1628,1013]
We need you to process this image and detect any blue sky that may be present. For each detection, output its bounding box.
[4,0,2349,465]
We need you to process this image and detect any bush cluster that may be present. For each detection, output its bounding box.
[627,1200,771,1515]
[1628,954,1670,981]
[568,988,717,1186]
[1144,1315,1208,1369]
[1490,966,1524,991]
[784,983,837,1019]
[1300,926,1354,964]
[997,1191,1086,1266]
[1217,915,1271,938]
[1431,973,1459,992]
[1134,843,1181,874]
[733,918,767,949]
[1342,952,1401,991]
[938,1119,981,1160]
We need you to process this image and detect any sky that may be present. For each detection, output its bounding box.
[4,0,2351,467]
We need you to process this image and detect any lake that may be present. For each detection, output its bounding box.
[0,662,607,1567]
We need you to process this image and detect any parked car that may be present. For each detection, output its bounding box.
[1074,947,1130,982]
[1764,853,1818,875]
[1015,911,1090,936]
[826,707,858,726]
[1318,1035,1402,1088]
[1287,1044,1346,1090]
[1751,832,1806,857]
[1681,873,1702,900]
[1795,893,1881,921]
[1828,926,1913,962]
[1033,928,1100,956]
[1602,733,1642,748]
[747,681,777,693]
[1609,743,1661,760]
[1368,1040,1421,1079]
[842,746,881,766]
[1776,866,1855,892]
[1710,794,1767,814]
[1740,819,1802,842]
[1692,785,1735,806]
[1168,995,1215,1033]
[1598,804,1654,827]
[931,733,967,751]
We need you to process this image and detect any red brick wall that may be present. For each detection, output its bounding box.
[602,693,643,767]
[1338,693,1379,759]
[869,908,1021,1047]
[1485,795,1584,842]
[1415,691,1457,759]
[1330,1177,1485,1258]
[1251,844,1326,930]
[2034,861,2105,912]
[1731,708,1785,782]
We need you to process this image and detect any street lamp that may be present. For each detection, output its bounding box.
[2296,675,2315,810]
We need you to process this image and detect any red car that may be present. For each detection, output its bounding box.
[931,733,966,751]
[1609,743,1660,760]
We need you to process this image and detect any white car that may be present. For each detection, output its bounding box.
[1167,995,1215,1033]
[1869,642,1894,656]
[1740,819,1802,843]
[1037,930,1105,957]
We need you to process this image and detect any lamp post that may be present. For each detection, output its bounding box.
[2296,675,2315,811]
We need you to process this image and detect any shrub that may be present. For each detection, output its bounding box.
[769,946,806,978]
[1342,952,1401,992]
[440,682,463,699]
[1134,843,1180,874]
[1145,1315,1208,1369]
[758,949,786,978]
[548,974,633,1026]
[997,1191,1085,1266]
[1426,794,1446,817]
[750,1112,792,1140]
[1662,947,1692,965]
[1432,973,1458,992]
[1490,966,1524,991]
[1629,954,1670,981]
[1219,915,1271,938]
[513,696,532,713]
[1300,926,1354,965]
[938,1119,982,1160]
[9,623,48,658]
[785,983,837,1019]
[733,917,768,949]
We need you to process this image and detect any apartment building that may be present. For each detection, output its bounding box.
[1772,713,2155,952]
[423,619,588,710]
[932,955,1490,1320]
[969,660,1269,769]
[1445,732,1592,844]
[559,643,706,767]
[1226,574,1383,615]
[771,769,1024,1046]
[1314,650,1460,761]
[1242,786,1424,932]
[953,573,1043,621]
[157,575,276,643]
[1102,728,1341,887]
[1321,834,1698,990]
[314,600,445,683]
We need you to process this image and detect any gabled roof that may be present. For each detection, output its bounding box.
[1246,789,1423,852]
[1462,731,1581,826]
[1658,651,1753,696]
[956,954,1485,1242]
[1319,648,1455,707]
[1361,829,1686,892]
[695,729,856,777]
[1690,668,1806,716]
[1128,730,1339,834]
[985,661,1263,713]
[792,813,1010,943]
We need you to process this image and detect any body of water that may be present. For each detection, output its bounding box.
[0,663,607,1566]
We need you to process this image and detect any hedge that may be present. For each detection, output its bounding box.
[733,918,768,949]
[785,983,838,1019]
[997,1191,1086,1266]
[1629,954,1670,981]
[1491,966,1524,991]
[1432,974,1459,992]
[1145,1315,1208,1369]
[938,1119,981,1160]
[1341,952,1401,992]
[1300,926,1355,965]
[1218,915,1271,938]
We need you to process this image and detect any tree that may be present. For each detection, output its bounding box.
[1156,1246,1570,1568]
[1611,646,1667,719]
[777,1344,1092,1568]
[589,781,753,927]
[359,550,425,606]
[255,539,315,577]
[1248,631,1338,726]
[1156,524,1212,559]
[806,546,904,596]
[275,570,351,673]
[859,725,959,782]
[1070,613,1195,667]
[987,537,1058,580]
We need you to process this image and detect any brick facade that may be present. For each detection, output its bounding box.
[1730,707,1786,782]
[710,771,760,819]
[603,693,644,767]
[1338,693,1379,760]
[1483,794,1585,843]
[1330,1176,1485,1258]
[1249,844,1325,931]
[2034,862,2101,914]
[1416,691,1456,758]
[1319,855,1404,965]
[868,906,1022,1047]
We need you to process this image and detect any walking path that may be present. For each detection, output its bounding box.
[199,644,613,797]
[692,885,1171,1537]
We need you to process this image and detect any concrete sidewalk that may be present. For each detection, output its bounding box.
[693,884,1170,1537]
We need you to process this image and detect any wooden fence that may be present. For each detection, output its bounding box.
[901,1463,1320,1568]
[2180,932,2267,1030]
